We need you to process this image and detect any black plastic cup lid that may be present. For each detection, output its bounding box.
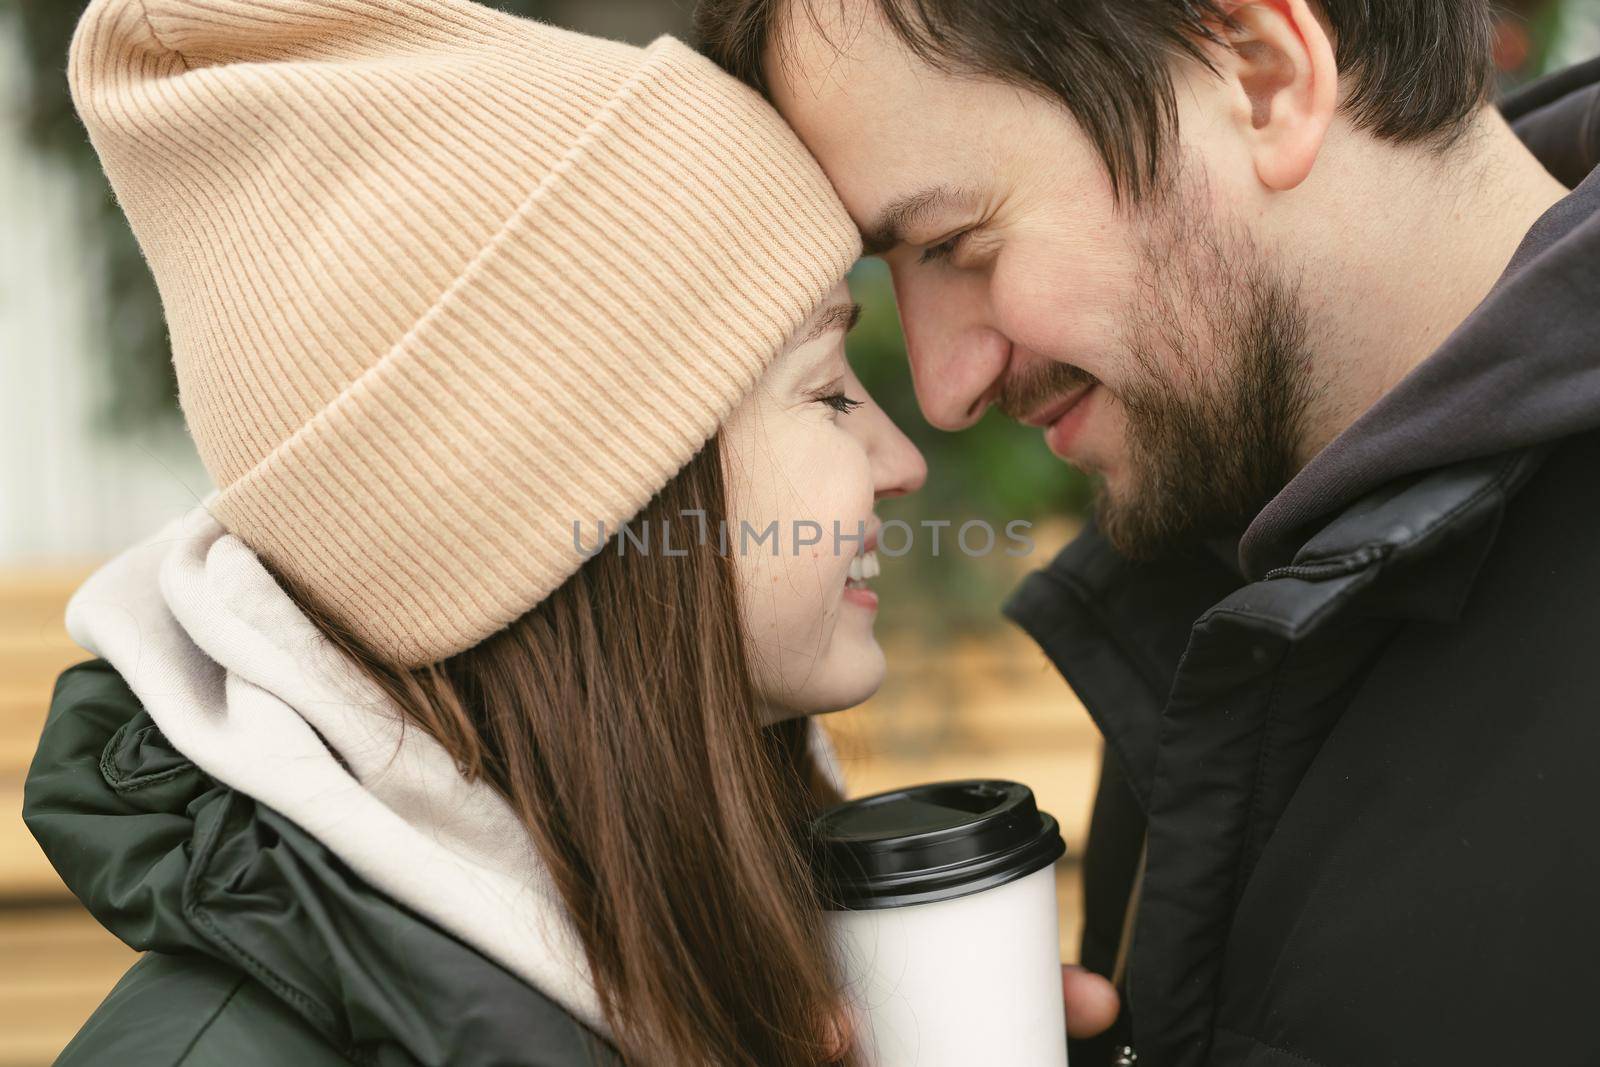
[812,780,1066,910]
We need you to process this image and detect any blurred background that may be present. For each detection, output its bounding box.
[2,0,1597,1062]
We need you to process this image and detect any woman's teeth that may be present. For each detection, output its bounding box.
[847,550,880,584]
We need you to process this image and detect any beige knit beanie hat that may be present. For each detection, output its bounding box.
[69,0,860,667]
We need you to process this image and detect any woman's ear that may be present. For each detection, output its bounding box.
[1212,0,1338,191]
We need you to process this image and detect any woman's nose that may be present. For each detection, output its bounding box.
[873,421,927,501]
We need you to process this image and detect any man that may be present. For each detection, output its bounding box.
[697,2,1600,1064]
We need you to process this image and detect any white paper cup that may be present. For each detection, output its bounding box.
[814,781,1070,1067]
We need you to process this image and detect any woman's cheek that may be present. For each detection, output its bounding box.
[731,416,876,705]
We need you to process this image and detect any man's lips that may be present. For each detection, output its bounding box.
[1020,384,1096,429]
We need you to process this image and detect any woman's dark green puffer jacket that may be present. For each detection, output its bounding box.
[23,659,621,1067]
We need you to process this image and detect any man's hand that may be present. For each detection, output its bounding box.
[1062,965,1120,1038]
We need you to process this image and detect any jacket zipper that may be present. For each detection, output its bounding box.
[1108,837,1148,1066]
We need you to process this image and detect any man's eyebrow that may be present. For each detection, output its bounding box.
[804,301,863,343]
[860,185,968,256]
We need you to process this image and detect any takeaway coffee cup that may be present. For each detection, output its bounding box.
[813,780,1069,1067]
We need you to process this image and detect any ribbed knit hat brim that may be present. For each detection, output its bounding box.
[69,0,860,666]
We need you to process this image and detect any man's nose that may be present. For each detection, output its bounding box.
[895,274,1009,432]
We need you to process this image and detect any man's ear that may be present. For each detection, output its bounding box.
[1211,0,1337,191]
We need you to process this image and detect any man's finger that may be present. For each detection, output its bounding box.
[1062,964,1120,1039]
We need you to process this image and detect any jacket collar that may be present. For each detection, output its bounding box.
[1005,446,1548,809]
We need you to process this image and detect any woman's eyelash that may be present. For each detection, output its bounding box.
[919,230,968,265]
[816,391,863,415]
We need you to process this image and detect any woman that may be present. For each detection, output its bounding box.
[22,0,925,1065]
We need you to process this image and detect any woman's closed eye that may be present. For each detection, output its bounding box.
[812,388,863,415]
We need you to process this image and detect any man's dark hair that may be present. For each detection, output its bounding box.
[695,0,1498,199]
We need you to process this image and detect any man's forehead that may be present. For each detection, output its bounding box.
[763,3,976,227]
[763,0,923,115]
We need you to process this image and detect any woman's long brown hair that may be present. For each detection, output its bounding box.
[278,434,851,1066]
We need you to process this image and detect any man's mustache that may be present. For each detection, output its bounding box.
[997,360,1099,422]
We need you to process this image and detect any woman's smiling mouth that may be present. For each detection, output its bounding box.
[844,548,881,609]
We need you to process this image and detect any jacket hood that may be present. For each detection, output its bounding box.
[24,660,618,1066]
[1239,57,1600,579]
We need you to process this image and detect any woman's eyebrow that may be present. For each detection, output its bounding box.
[803,301,863,343]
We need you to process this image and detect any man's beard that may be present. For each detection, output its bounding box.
[1003,171,1314,561]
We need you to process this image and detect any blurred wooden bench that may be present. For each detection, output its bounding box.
[0,568,96,900]
[0,568,138,1067]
